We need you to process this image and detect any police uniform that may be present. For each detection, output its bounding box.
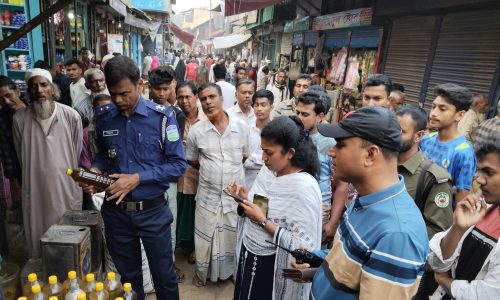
[398,151,453,239]
[92,97,187,300]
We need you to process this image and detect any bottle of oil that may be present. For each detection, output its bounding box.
[31,285,47,300]
[82,274,96,297]
[121,283,136,300]
[43,276,63,298]
[18,297,28,300]
[104,273,122,300]
[23,273,44,297]
[64,271,84,300]
[62,271,83,296]
[49,297,59,300]
[89,282,109,300]
[76,293,86,300]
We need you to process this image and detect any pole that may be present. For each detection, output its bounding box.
[209,0,212,40]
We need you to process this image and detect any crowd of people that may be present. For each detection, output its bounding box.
[0,48,499,300]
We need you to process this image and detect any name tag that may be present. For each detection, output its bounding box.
[103,130,119,137]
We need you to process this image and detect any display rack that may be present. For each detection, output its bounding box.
[0,0,43,89]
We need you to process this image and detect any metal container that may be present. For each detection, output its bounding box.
[40,225,91,280]
[59,210,103,274]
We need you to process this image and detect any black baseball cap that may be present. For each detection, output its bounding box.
[317,106,402,152]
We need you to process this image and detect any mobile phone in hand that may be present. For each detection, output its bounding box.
[223,187,245,203]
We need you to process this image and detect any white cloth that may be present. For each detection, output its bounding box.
[216,81,237,110]
[185,116,250,214]
[428,225,500,300]
[36,102,58,135]
[70,77,91,107]
[243,124,263,189]
[235,166,323,300]
[226,104,256,127]
[266,81,290,104]
[143,55,153,75]
[26,68,52,83]
[209,64,216,83]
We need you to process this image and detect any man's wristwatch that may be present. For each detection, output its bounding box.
[259,218,270,228]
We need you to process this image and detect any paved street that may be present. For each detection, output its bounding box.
[146,249,234,300]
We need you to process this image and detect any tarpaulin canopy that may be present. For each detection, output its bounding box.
[212,33,252,49]
[169,23,195,46]
[224,0,281,16]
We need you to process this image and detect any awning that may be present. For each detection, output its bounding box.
[169,23,194,47]
[224,0,281,16]
[212,33,252,49]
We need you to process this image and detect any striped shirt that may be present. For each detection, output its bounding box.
[186,114,249,214]
[311,177,429,300]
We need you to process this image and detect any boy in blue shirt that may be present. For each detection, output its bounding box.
[420,83,476,202]
[296,89,343,246]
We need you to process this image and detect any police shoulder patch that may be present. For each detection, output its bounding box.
[166,124,180,142]
[434,192,450,208]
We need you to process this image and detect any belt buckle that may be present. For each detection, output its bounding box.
[126,202,135,211]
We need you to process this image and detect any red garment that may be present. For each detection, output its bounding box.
[80,60,96,73]
[185,63,199,81]
[249,68,257,84]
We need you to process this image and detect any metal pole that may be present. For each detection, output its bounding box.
[209,0,212,40]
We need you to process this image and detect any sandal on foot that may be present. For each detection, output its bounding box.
[175,265,185,283]
[192,274,205,287]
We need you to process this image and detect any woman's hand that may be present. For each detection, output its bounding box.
[239,200,266,223]
[226,181,249,200]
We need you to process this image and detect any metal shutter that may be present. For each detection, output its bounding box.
[323,29,349,48]
[350,26,381,48]
[383,16,436,106]
[424,10,500,110]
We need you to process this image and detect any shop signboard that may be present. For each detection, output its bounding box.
[312,7,373,31]
[108,34,124,54]
[284,16,310,33]
[292,33,304,45]
[126,0,170,12]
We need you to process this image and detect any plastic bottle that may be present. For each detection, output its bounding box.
[31,285,47,300]
[64,271,84,300]
[83,274,96,298]
[17,298,28,300]
[23,273,44,297]
[49,297,59,300]
[43,275,63,298]
[121,283,136,300]
[62,271,83,295]
[104,273,122,300]
[77,293,86,300]
[89,282,109,300]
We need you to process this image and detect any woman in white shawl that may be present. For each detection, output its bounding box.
[228,116,323,300]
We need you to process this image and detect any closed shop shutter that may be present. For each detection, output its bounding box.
[383,16,436,106]
[424,10,500,110]
[281,33,293,55]
[304,31,319,47]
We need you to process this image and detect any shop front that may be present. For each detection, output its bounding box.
[379,2,500,111]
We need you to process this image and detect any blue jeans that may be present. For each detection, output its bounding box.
[101,200,179,300]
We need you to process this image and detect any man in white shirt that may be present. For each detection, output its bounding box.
[227,79,256,127]
[65,59,90,107]
[458,93,488,141]
[213,63,236,110]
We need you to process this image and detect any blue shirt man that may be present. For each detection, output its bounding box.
[85,56,186,300]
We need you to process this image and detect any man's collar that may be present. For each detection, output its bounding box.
[399,151,425,175]
[354,175,406,208]
[134,97,149,117]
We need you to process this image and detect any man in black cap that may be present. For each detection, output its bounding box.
[293,106,429,299]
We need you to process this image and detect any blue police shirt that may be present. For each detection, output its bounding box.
[92,97,187,201]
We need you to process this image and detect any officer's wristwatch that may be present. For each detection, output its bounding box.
[259,218,270,228]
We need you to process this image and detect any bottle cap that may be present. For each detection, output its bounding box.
[17,298,28,300]
[96,282,104,291]
[123,282,131,292]
[107,272,115,280]
[77,293,86,300]
[66,169,73,175]
[27,273,37,282]
[48,275,58,285]
[68,271,77,279]
[86,273,95,282]
[31,285,41,293]
[116,298,124,300]
[49,297,58,300]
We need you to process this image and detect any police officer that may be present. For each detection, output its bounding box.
[395,105,453,300]
[81,55,186,300]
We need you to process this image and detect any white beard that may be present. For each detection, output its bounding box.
[33,100,53,120]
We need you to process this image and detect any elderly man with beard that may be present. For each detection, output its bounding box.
[12,68,83,258]
[73,68,109,123]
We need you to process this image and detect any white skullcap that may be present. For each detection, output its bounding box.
[102,54,114,64]
[26,68,52,83]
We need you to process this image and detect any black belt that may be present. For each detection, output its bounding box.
[105,195,166,212]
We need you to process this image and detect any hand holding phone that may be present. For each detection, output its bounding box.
[223,187,246,203]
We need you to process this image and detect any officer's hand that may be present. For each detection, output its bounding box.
[79,167,101,194]
[106,173,140,204]
[453,193,487,230]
